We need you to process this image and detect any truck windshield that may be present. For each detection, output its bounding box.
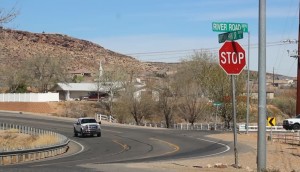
[81,119,97,123]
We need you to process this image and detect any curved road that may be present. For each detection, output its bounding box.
[0,112,237,172]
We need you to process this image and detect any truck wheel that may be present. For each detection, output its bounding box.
[97,132,101,137]
[80,129,85,137]
[74,128,78,137]
[293,124,300,130]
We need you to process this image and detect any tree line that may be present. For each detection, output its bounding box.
[96,52,247,128]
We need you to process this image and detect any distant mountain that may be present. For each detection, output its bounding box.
[0,28,162,74]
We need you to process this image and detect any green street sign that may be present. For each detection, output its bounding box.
[213,102,223,106]
[218,30,243,43]
[212,22,248,33]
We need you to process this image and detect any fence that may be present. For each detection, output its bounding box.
[95,113,115,123]
[0,123,69,165]
[271,131,300,145]
[94,114,291,132]
[173,123,226,130]
[238,124,286,132]
[0,93,59,102]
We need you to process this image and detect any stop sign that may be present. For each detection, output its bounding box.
[219,41,246,75]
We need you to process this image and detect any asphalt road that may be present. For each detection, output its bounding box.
[0,112,234,172]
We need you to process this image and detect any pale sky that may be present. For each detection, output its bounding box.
[1,0,299,76]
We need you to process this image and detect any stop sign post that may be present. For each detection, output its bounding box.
[219,41,246,75]
[218,40,246,167]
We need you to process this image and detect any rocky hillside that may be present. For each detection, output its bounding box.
[0,28,161,73]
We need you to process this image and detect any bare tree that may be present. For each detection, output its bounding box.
[157,78,176,128]
[173,51,245,127]
[116,83,156,125]
[23,54,70,92]
[173,52,213,125]
[0,66,27,93]
[176,82,209,125]
[0,5,19,26]
[95,64,129,116]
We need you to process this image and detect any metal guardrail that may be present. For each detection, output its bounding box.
[238,124,286,132]
[0,123,69,165]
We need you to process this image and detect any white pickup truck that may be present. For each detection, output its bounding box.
[282,115,300,130]
[74,117,101,137]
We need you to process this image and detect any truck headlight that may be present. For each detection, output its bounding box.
[289,121,294,124]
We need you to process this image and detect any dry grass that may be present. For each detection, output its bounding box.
[0,129,59,151]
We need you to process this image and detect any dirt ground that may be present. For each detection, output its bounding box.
[123,132,300,172]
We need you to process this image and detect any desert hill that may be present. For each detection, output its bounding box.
[0,28,163,74]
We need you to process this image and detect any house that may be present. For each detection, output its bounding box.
[133,86,160,102]
[69,68,94,77]
[51,83,117,101]
[51,81,160,102]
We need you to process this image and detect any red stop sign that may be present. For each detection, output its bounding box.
[219,41,246,75]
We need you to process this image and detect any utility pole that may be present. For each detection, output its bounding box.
[296,0,300,115]
[273,67,275,86]
[257,0,267,171]
[97,60,103,102]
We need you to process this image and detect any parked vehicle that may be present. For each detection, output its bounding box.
[80,92,109,101]
[282,115,300,130]
[74,117,101,137]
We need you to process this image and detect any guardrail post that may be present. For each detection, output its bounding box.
[37,152,40,160]
[15,154,19,163]
[8,155,12,164]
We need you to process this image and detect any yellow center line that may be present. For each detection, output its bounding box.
[150,138,180,156]
[112,140,129,154]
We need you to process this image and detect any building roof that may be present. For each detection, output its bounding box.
[52,82,145,92]
[53,83,108,92]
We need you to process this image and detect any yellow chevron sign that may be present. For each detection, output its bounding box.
[267,117,276,126]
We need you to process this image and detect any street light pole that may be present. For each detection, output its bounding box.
[257,0,267,171]
[296,0,300,115]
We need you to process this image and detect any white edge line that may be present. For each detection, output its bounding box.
[196,138,231,158]
[68,139,85,156]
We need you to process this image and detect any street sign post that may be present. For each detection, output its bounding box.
[218,30,243,43]
[213,102,223,130]
[218,41,246,167]
[212,22,248,32]
[219,41,246,75]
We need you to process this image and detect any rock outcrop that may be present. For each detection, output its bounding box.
[0,28,158,73]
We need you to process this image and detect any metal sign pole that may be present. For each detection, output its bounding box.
[231,75,239,167]
[258,0,267,170]
[246,32,250,134]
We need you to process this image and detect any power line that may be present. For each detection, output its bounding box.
[126,41,292,61]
